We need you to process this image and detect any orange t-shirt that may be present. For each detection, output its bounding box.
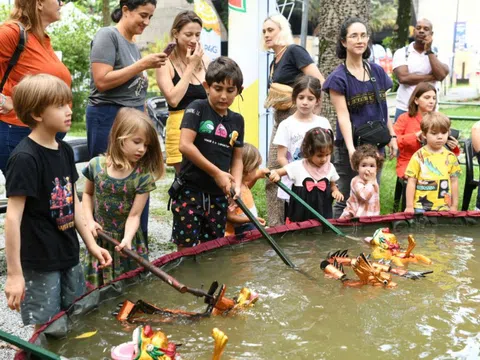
[0,22,72,127]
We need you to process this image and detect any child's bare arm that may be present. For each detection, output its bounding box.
[4,196,26,311]
[277,146,288,167]
[116,193,149,251]
[82,179,102,237]
[450,176,459,211]
[227,210,251,224]
[179,128,234,194]
[74,189,112,267]
[405,177,417,213]
[330,181,344,202]
[245,168,270,188]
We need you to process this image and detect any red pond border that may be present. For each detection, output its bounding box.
[15,210,480,359]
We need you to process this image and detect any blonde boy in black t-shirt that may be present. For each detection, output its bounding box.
[171,57,245,248]
[4,74,112,330]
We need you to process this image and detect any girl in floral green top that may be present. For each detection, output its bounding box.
[82,108,164,288]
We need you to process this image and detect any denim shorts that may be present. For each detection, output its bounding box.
[21,263,85,326]
[0,121,30,175]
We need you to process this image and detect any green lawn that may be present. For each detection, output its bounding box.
[441,106,480,140]
[251,156,477,222]
[69,105,480,220]
[69,120,87,137]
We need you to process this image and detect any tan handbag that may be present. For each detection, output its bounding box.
[264,82,293,110]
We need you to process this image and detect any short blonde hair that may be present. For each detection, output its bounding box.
[242,143,262,174]
[261,14,294,51]
[107,108,164,180]
[13,74,72,128]
[420,112,450,135]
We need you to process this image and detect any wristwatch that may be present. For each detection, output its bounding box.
[425,50,434,55]
[0,94,6,107]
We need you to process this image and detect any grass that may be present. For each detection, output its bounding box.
[251,156,477,223]
[68,108,479,221]
[441,106,480,140]
[69,120,87,137]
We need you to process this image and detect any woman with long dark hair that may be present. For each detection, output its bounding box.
[156,10,209,173]
[323,17,396,218]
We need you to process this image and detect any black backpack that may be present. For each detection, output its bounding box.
[0,22,27,92]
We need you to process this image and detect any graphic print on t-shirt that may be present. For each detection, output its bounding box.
[199,120,215,134]
[215,123,228,138]
[50,176,74,231]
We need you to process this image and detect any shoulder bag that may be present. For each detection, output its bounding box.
[346,61,391,148]
[0,23,27,92]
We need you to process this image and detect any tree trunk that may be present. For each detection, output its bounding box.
[102,0,110,27]
[391,0,412,52]
[317,0,370,130]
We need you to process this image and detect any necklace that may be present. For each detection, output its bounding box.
[174,49,204,85]
[274,45,288,62]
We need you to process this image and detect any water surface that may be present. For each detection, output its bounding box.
[47,226,480,359]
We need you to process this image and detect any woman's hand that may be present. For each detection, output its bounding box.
[0,94,14,115]
[404,206,414,214]
[415,130,424,144]
[388,137,398,159]
[141,53,168,70]
[446,137,458,151]
[186,42,204,69]
[347,146,356,170]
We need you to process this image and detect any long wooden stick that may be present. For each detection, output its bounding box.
[97,231,211,299]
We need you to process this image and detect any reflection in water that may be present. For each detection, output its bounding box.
[47,227,480,359]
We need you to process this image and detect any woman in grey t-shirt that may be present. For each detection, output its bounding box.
[87,0,166,158]
[87,0,166,246]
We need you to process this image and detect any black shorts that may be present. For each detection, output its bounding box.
[171,187,228,248]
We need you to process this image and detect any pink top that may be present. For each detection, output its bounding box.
[340,176,380,219]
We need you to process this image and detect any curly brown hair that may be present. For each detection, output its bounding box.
[301,127,334,158]
[351,144,384,171]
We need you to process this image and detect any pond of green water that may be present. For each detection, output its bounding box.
[47,226,480,359]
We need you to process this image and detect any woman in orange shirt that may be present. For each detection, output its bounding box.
[394,82,459,179]
[0,0,72,174]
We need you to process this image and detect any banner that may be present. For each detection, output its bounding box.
[194,0,221,59]
[454,22,467,52]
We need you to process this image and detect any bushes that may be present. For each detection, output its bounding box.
[49,7,101,122]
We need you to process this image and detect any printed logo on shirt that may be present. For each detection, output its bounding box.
[199,120,215,134]
[215,124,228,138]
[50,176,74,231]
[128,73,148,97]
[229,130,238,147]
[186,108,201,116]
[416,180,437,192]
